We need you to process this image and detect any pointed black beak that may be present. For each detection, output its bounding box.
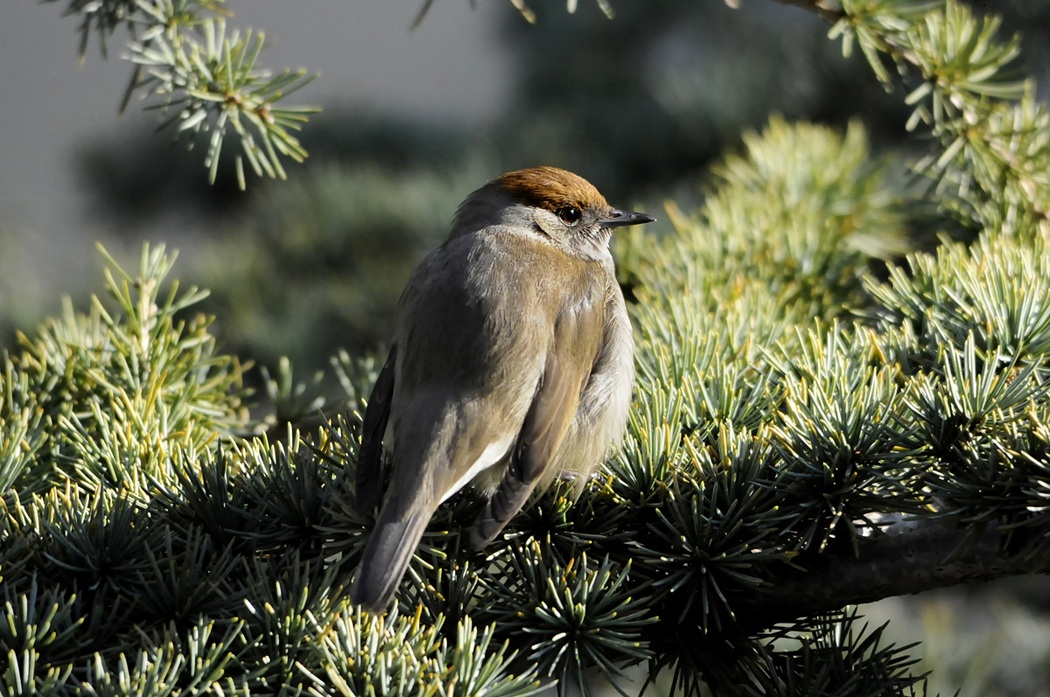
[600,209,655,229]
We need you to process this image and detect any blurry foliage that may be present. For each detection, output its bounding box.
[869,581,1050,697]
[495,0,910,202]
[197,161,494,369]
[74,109,477,222]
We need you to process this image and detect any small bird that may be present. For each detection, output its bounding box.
[350,166,654,612]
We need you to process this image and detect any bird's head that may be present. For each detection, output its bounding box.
[451,166,654,260]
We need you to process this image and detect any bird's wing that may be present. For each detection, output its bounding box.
[357,345,397,513]
[471,297,604,548]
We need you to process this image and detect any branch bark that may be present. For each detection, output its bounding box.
[737,519,1050,628]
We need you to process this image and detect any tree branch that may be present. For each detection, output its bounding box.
[738,519,1050,628]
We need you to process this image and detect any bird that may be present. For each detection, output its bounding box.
[350,166,654,612]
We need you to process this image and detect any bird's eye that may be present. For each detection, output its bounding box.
[556,206,582,225]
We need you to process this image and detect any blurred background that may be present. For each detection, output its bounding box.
[3,1,1050,694]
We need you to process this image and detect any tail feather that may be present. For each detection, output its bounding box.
[350,506,430,613]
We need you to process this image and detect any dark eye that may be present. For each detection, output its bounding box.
[556,206,582,225]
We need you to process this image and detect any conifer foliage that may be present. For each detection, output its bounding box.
[41,0,316,189]
[5,0,1050,694]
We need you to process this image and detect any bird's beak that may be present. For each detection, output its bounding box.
[600,209,655,228]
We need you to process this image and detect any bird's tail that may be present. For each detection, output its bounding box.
[350,503,431,613]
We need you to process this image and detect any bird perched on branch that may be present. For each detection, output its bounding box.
[351,166,654,612]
